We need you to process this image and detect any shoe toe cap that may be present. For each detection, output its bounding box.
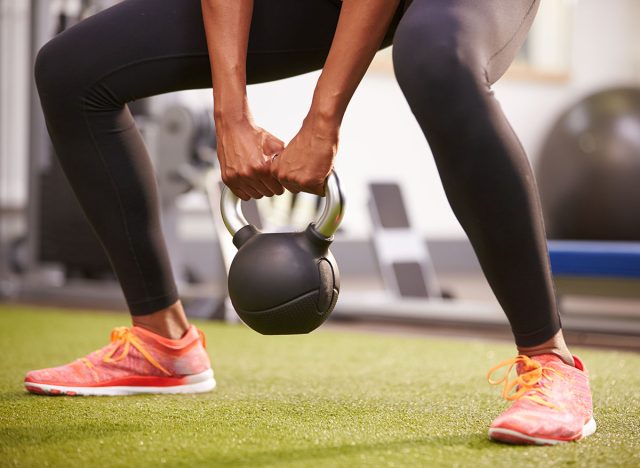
[25,361,86,385]
[24,369,52,384]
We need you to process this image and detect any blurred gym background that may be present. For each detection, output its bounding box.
[1,0,639,349]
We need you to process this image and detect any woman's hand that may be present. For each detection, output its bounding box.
[216,115,285,200]
[270,114,339,196]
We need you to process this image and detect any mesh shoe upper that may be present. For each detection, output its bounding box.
[25,325,211,387]
[487,354,593,442]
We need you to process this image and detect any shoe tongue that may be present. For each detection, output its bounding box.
[516,354,562,374]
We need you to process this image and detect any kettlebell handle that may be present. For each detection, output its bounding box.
[221,171,345,239]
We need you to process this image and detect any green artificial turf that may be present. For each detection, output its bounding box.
[0,304,639,468]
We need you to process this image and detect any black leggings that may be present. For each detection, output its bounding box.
[35,0,558,346]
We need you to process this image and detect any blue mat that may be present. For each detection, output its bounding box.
[548,241,640,279]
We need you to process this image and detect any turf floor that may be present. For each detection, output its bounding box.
[0,304,639,467]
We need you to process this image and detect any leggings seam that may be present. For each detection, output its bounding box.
[81,103,151,301]
[82,49,333,95]
[83,53,209,94]
[484,0,538,81]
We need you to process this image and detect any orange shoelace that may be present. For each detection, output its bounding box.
[82,327,171,376]
[487,355,562,410]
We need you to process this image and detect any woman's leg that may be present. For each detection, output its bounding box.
[392,0,571,359]
[27,0,362,395]
[34,0,345,337]
[392,0,596,445]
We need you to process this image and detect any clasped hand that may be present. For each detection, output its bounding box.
[216,113,337,201]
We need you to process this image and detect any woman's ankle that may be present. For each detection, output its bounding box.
[517,329,575,366]
[131,300,190,340]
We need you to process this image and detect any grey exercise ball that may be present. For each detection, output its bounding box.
[536,87,640,241]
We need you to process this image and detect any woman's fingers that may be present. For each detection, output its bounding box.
[252,162,285,197]
[280,180,301,194]
[230,186,252,202]
[225,165,284,199]
[234,183,262,200]
[252,178,277,198]
[261,175,286,196]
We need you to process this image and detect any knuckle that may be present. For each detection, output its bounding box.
[284,183,300,193]
[234,190,249,201]
[279,171,294,182]
[256,166,271,178]
[221,173,234,186]
[223,167,241,179]
[236,169,251,179]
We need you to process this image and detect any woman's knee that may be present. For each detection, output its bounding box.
[34,35,84,110]
[35,29,107,111]
[392,11,483,104]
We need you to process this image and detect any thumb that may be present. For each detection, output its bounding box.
[262,133,285,157]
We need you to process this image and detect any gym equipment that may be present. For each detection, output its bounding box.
[537,87,640,241]
[549,241,640,279]
[368,182,442,298]
[538,88,640,303]
[548,240,640,298]
[333,180,640,336]
[333,181,504,326]
[0,214,18,299]
[221,172,345,335]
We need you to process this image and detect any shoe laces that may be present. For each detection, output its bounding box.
[487,355,562,410]
[98,327,171,375]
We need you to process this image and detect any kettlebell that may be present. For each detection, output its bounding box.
[221,171,345,335]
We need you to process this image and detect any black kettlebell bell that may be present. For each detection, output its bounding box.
[221,171,345,335]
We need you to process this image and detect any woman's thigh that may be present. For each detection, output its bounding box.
[397,0,539,83]
[40,0,344,103]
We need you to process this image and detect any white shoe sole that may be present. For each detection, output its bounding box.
[488,417,597,445]
[25,369,216,396]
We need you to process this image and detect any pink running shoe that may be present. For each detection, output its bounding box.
[487,354,596,445]
[24,325,215,396]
